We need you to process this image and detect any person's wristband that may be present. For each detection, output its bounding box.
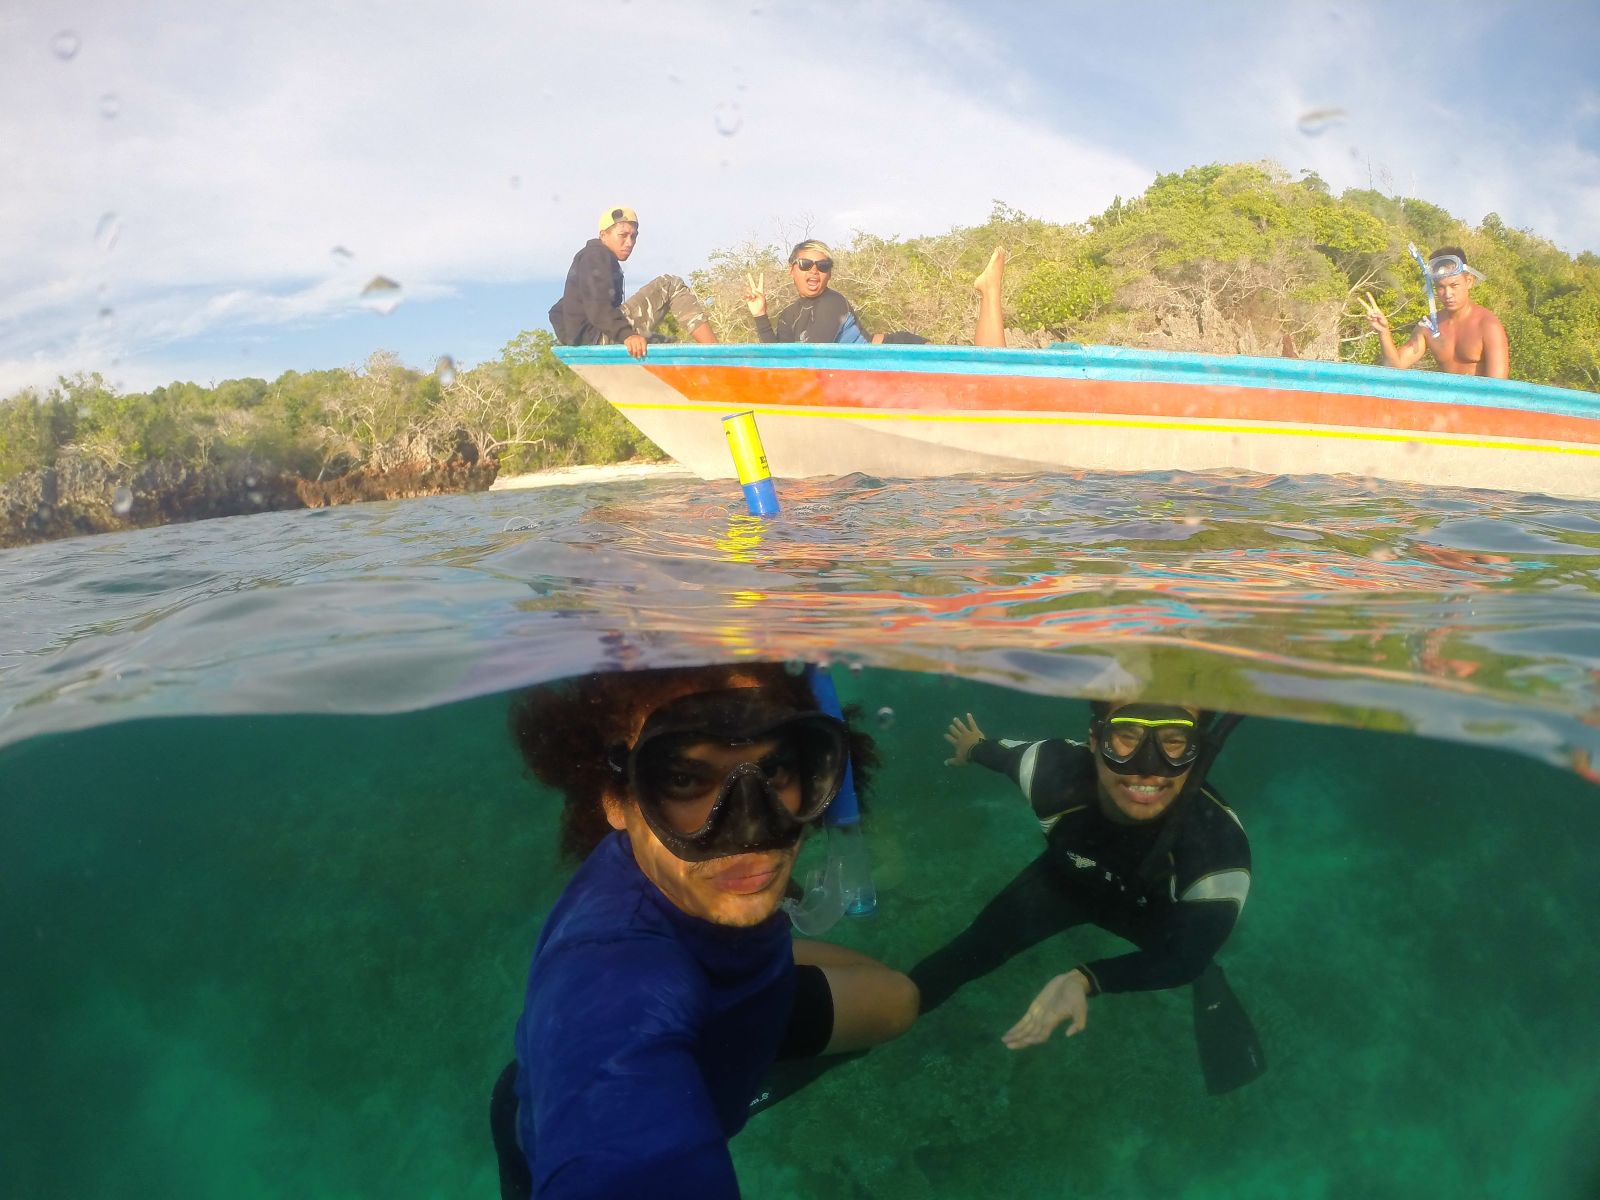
[1072,964,1100,997]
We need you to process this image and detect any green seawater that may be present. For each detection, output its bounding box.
[3,473,1599,1197]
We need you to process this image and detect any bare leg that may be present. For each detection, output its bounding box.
[794,938,918,1052]
[691,322,718,344]
[974,246,1007,348]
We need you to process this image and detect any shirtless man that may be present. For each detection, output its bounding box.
[1360,246,1509,378]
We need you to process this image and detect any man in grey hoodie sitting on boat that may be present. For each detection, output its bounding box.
[549,205,719,359]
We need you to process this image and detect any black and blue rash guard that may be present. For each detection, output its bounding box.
[969,737,1251,995]
[514,831,794,1199]
[754,288,866,344]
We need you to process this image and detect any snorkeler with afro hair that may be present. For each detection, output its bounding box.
[490,662,917,1199]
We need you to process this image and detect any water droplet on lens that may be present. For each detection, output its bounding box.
[331,245,354,261]
[244,474,258,488]
[98,306,114,320]
[436,355,457,386]
[360,275,403,315]
[1296,107,1347,137]
[248,490,264,506]
[875,706,895,729]
[95,212,121,252]
[99,93,120,118]
[713,102,742,136]
[509,175,522,189]
[112,486,133,515]
[784,659,807,676]
[52,31,80,60]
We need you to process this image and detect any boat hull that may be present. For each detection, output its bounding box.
[553,343,1600,500]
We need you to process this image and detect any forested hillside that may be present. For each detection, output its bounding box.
[697,161,1600,386]
[4,160,1596,544]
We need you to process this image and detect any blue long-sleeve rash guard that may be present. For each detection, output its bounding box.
[514,832,796,1199]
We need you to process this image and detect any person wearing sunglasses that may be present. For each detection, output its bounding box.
[491,663,916,1200]
[744,239,1008,347]
[1359,245,1508,378]
[548,205,720,359]
[914,699,1262,1095]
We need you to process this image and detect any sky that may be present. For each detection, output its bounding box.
[3,0,1598,397]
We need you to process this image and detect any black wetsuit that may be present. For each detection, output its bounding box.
[548,239,633,346]
[912,738,1250,1010]
[754,289,864,343]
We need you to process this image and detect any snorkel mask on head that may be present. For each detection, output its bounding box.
[1425,253,1486,284]
[608,689,848,862]
[1409,243,1485,334]
[1092,704,1201,779]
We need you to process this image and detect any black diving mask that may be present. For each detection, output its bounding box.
[1092,705,1200,778]
[608,689,849,862]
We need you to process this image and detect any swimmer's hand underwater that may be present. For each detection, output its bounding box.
[943,713,986,766]
[1002,969,1090,1050]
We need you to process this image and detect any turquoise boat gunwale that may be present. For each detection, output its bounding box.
[554,341,1600,421]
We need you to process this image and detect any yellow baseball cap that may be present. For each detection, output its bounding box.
[599,205,639,232]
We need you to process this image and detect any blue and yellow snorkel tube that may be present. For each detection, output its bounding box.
[722,411,780,517]
[719,412,876,932]
[1408,242,1440,336]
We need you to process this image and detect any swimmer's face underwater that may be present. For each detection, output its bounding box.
[1089,702,1200,822]
[604,689,848,926]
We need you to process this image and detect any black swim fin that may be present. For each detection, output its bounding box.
[1191,962,1266,1095]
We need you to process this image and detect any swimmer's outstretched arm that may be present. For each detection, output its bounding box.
[1002,968,1091,1050]
[943,713,987,766]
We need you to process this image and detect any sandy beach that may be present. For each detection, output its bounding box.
[489,461,695,491]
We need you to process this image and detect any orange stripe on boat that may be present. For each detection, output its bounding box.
[642,365,1600,448]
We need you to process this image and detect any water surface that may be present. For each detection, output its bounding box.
[2,470,1598,1198]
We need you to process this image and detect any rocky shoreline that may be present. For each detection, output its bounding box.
[0,457,499,549]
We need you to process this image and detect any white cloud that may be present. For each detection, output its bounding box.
[0,0,1155,393]
[1,0,1595,396]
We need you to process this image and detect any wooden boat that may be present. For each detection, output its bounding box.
[552,342,1600,501]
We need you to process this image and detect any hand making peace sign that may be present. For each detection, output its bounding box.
[744,272,766,318]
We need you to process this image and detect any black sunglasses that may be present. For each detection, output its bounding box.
[792,258,833,273]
